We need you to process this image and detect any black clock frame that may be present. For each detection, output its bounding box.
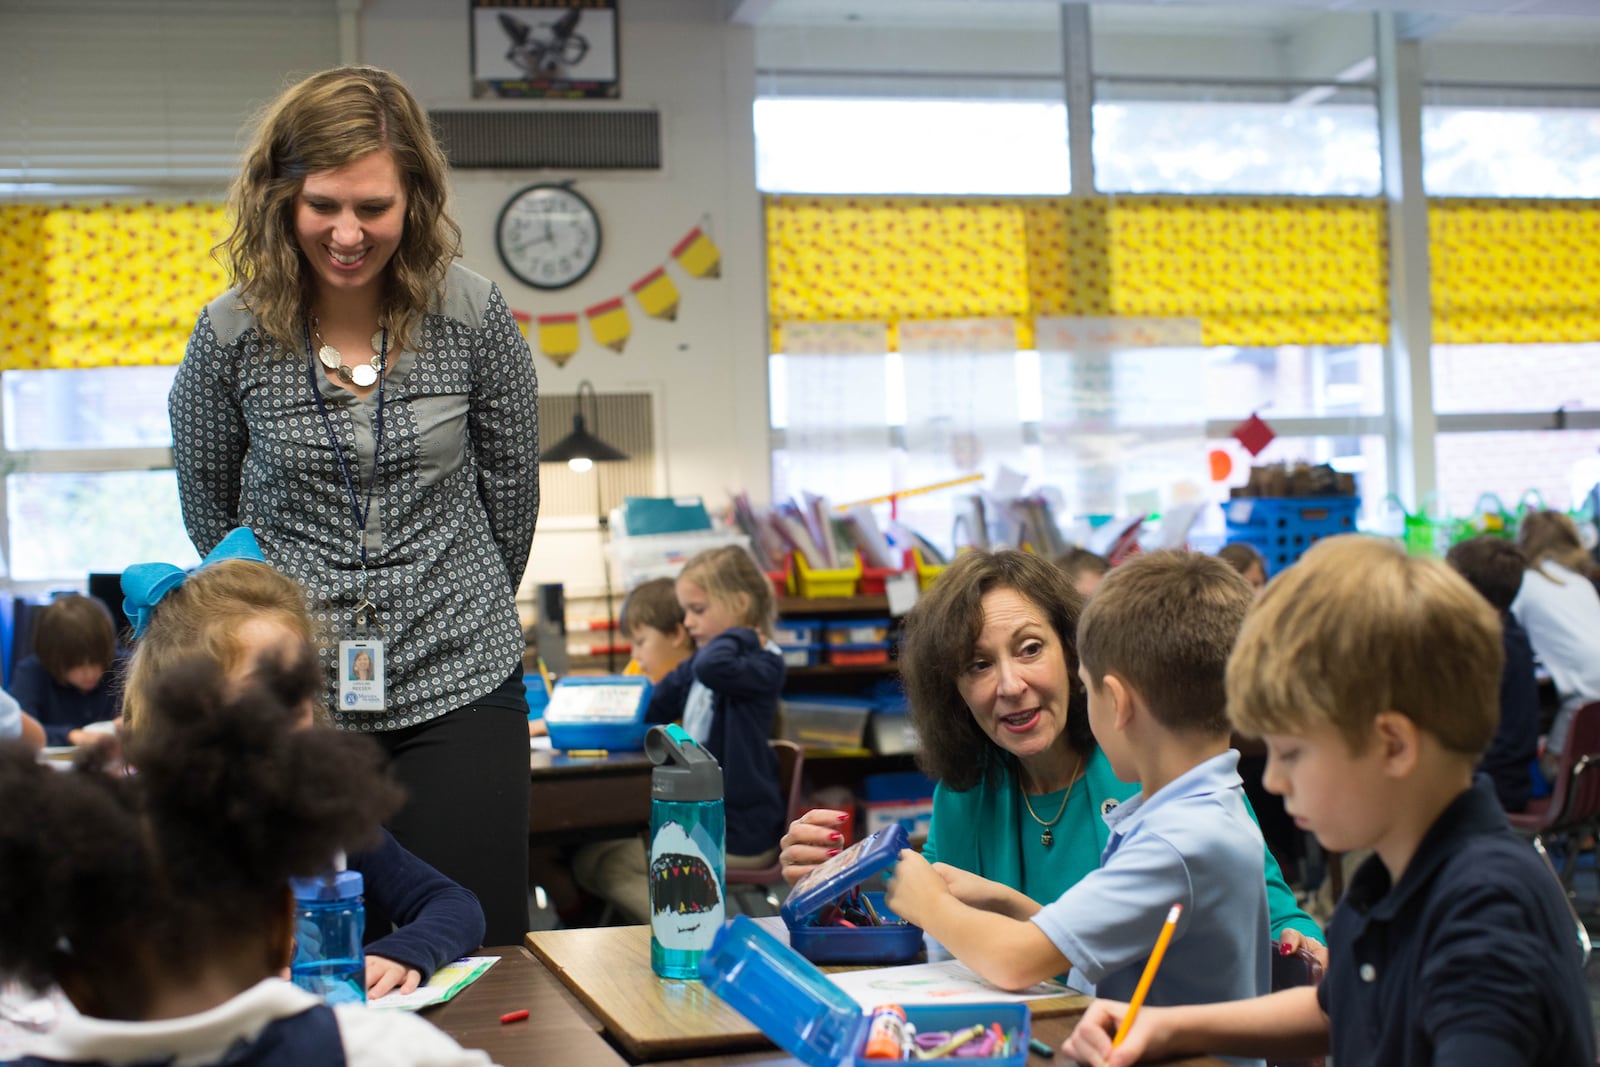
[494,182,603,291]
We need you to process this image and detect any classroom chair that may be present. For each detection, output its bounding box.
[1507,700,1600,894]
[726,739,805,918]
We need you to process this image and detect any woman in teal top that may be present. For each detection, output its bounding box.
[780,549,1323,951]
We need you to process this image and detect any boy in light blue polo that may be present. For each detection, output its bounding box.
[886,552,1268,1064]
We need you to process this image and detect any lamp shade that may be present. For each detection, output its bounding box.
[541,413,629,464]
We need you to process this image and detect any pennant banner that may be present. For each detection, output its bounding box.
[537,313,580,367]
[671,226,721,278]
[510,218,718,366]
[630,267,680,321]
[585,297,631,353]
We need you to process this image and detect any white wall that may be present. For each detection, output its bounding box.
[362,0,767,603]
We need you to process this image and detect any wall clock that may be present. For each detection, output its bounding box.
[495,183,602,290]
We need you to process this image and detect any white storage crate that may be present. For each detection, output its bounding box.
[605,526,752,589]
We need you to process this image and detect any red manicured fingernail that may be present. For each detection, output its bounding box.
[1278,941,1293,956]
[827,849,841,856]
[829,832,843,842]
[836,813,849,822]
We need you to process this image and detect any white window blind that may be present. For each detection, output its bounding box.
[0,0,340,191]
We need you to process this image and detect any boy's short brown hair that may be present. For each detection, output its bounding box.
[1446,536,1526,613]
[1228,535,1502,756]
[1077,550,1253,737]
[619,577,684,637]
[1053,547,1110,583]
[33,594,117,680]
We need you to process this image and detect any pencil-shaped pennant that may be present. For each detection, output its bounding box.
[630,267,680,321]
[511,309,533,339]
[671,226,721,279]
[585,297,631,353]
[536,313,580,367]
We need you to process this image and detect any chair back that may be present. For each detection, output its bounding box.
[1543,701,1600,834]
[1268,946,1325,1067]
[726,739,805,886]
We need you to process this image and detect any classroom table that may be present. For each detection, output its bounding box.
[508,922,1230,1067]
[529,748,654,841]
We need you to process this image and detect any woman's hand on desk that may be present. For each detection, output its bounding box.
[367,955,423,999]
[779,808,851,884]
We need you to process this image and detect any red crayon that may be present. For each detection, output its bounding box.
[499,1009,530,1024]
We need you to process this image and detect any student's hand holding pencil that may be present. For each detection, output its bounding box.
[1061,998,1170,1067]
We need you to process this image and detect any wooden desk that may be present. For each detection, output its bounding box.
[426,946,627,1065]
[529,749,653,840]
[524,923,1227,1066]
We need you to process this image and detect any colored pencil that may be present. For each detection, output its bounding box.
[1111,903,1183,1048]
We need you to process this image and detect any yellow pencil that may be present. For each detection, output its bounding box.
[1111,903,1183,1048]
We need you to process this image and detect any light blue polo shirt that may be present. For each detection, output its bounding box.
[1032,750,1271,1061]
[0,688,21,741]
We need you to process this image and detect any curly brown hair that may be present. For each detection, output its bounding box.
[902,549,1092,791]
[218,66,462,357]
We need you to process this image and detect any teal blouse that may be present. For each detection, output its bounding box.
[921,747,1322,943]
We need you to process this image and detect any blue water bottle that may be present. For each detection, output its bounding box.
[647,724,725,980]
[290,869,366,1005]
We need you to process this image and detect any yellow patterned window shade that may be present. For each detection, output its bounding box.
[1103,196,1389,347]
[0,201,228,371]
[766,195,1032,326]
[1432,199,1600,345]
[767,194,1389,350]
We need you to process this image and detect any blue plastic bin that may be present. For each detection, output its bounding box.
[782,824,924,965]
[1222,496,1360,576]
[700,914,1029,1065]
[544,675,653,751]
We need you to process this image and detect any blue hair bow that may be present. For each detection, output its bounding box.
[121,527,267,638]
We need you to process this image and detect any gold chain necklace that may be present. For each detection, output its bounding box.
[1019,756,1084,848]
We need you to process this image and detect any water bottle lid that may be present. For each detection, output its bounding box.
[646,724,722,802]
[290,869,364,902]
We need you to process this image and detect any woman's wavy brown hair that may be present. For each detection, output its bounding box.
[902,549,1092,791]
[217,66,462,357]
[1517,509,1595,580]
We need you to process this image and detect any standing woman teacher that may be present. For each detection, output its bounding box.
[171,66,539,943]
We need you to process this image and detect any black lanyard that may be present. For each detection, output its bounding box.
[304,321,388,570]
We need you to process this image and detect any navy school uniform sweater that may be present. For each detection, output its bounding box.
[9,653,125,748]
[354,828,485,980]
[646,628,786,857]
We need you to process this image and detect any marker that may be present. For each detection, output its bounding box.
[499,1009,529,1024]
[1112,903,1183,1049]
[1028,1035,1055,1058]
[564,749,609,758]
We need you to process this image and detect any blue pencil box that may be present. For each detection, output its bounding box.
[781,824,924,965]
[543,675,653,751]
[700,914,1030,1065]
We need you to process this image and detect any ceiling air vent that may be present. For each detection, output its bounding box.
[429,109,661,170]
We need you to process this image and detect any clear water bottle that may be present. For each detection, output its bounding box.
[290,869,366,1005]
[647,724,725,980]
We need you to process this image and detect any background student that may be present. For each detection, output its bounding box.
[1054,546,1111,599]
[648,545,787,867]
[0,689,44,750]
[884,551,1271,1027]
[1447,535,1540,813]
[9,593,124,748]
[122,541,485,999]
[1064,536,1594,1067]
[0,657,491,1067]
[1217,542,1267,593]
[1511,509,1600,768]
[571,578,695,924]
[171,65,539,944]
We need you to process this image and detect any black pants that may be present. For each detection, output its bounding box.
[376,703,530,945]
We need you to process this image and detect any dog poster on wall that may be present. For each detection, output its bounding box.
[471,0,619,99]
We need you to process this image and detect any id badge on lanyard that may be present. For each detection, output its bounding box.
[308,321,391,714]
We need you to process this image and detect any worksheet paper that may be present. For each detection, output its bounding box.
[825,959,1073,1007]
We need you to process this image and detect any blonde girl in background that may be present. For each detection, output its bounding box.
[1512,509,1600,767]
[647,545,788,867]
[121,534,485,999]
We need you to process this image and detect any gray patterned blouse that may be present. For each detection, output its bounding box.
[170,264,540,732]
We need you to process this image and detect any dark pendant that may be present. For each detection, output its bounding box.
[1041,828,1053,847]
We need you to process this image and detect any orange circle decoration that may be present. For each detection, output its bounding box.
[1208,449,1233,482]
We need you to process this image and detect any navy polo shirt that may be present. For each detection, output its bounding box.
[1319,777,1593,1067]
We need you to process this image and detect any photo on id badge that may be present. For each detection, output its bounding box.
[339,639,385,711]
